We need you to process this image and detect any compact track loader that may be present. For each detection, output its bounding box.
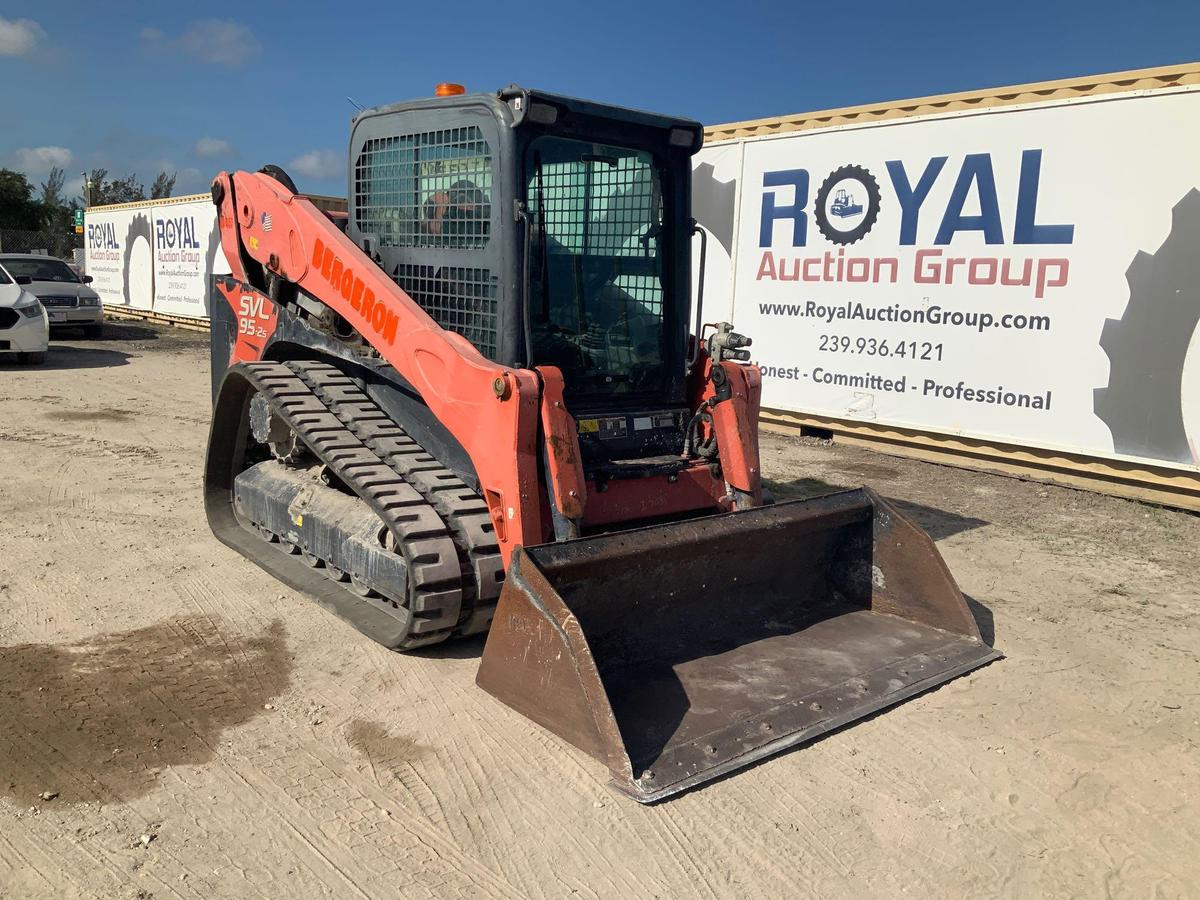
[205,84,998,801]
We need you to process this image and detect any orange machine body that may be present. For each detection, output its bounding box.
[212,170,763,564]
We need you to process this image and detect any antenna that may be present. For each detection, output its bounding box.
[346,96,366,112]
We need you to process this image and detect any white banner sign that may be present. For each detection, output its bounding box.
[151,199,228,318]
[84,197,229,318]
[84,207,153,310]
[694,88,1200,472]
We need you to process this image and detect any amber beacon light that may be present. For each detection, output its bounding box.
[435,82,467,96]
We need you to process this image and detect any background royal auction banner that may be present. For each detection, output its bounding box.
[83,206,151,310]
[694,87,1200,472]
[84,196,228,318]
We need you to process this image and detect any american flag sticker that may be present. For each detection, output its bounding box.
[261,212,273,231]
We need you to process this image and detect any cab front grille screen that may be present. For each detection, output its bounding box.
[355,127,492,249]
[392,263,498,359]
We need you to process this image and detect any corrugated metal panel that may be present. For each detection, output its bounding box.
[87,192,347,213]
[85,193,211,212]
[704,62,1200,143]
[303,194,348,214]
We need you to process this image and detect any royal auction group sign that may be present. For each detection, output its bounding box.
[694,87,1200,471]
[84,196,228,319]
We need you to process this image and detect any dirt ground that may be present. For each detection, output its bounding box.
[0,322,1196,899]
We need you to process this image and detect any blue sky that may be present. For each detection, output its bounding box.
[1,1,1197,200]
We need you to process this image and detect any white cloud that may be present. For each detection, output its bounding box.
[140,19,259,67]
[178,20,259,67]
[288,150,344,181]
[13,146,73,174]
[194,137,234,158]
[0,17,44,56]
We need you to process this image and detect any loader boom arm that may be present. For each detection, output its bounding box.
[212,170,549,561]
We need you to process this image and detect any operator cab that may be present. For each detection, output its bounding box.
[345,85,704,469]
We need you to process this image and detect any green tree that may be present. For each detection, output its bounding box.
[150,170,177,199]
[0,169,46,229]
[40,166,67,209]
[101,173,146,204]
[79,168,147,206]
[77,167,106,207]
[36,166,77,255]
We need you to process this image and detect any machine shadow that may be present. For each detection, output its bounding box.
[963,594,996,647]
[765,476,990,541]
[0,346,133,370]
[411,633,488,660]
[79,322,163,341]
[888,498,989,541]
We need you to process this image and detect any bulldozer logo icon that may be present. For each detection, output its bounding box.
[813,164,882,246]
[829,188,862,217]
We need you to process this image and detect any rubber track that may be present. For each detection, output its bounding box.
[236,362,463,649]
[288,360,504,635]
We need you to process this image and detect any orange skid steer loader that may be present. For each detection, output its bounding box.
[204,84,998,801]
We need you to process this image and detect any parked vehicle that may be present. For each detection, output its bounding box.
[0,264,48,364]
[0,254,103,338]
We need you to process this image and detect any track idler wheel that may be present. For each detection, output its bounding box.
[249,392,311,465]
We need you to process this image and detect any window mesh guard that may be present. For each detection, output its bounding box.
[355,127,492,249]
[391,263,498,359]
[355,124,498,358]
[524,143,668,390]
[529,153,664,317]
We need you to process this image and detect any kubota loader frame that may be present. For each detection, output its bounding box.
[211,169,761,561]
[204,86,999,803]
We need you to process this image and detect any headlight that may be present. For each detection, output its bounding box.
[15,293,43,318]
[79,296,100,307]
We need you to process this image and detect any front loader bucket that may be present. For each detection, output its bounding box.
[477,488,1000,802]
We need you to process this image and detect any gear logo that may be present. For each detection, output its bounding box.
[1094,188,1200,465]
[813,164,881,246]
[122,212,155,309]
[692,161,738,257]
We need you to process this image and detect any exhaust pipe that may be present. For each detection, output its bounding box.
[477,488,1000,802]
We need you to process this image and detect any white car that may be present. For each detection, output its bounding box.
[0,254,103,337]
[0,266,48,365]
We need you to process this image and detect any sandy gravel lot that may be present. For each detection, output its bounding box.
[0,322,1197,899]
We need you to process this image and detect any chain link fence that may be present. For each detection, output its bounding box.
[0,229,82,259]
